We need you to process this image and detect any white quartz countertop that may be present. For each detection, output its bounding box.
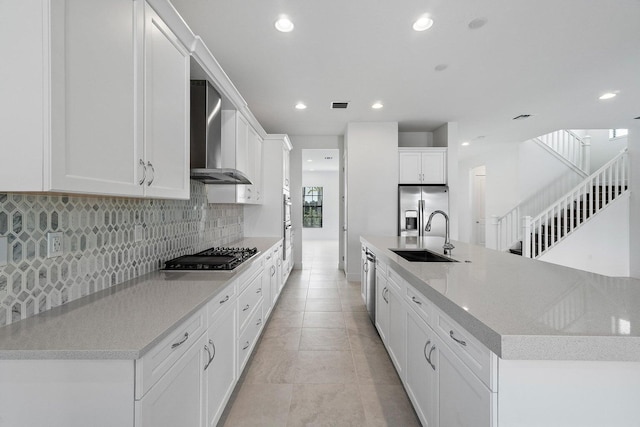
[0,237,281,360]
[361,236,640,361]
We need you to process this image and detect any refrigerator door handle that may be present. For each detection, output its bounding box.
[418,199,425,237]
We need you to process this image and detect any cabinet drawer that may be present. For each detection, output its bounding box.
[238,301,264,371]
[135,308,206,399]
[238,272,263,332]
[387,267,406,293]
[207,281,237,326]
[433,307,497,391]
[405,284,433,326]
[237,256,264,293]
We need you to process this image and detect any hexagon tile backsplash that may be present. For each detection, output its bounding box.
[0,181,243,327]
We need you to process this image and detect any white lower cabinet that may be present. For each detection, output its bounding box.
[386,285,406,377]
[406,309,438,427]
[375,269,389,343]
[203,303,237,427]
[135,333,207,427]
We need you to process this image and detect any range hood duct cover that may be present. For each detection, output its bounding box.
[189,80,252,185]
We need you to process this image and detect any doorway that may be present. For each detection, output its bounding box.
[301,149,340,269]
[471,165,486,246]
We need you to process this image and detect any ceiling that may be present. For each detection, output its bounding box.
[172,0,640,150]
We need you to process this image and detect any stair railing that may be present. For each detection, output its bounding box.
[493,207,521,252]
[523,148,629,258]
[535,130,591,175]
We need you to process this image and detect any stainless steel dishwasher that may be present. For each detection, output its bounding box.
[364,249,376,322]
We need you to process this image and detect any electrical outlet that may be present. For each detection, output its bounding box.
[0,236,7,267]
[134,224,144,243]
[47,232,64,258]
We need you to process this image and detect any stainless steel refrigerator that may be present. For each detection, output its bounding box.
[398,185,449,237]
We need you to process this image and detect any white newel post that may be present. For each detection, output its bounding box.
[522,216,532,258]
[582,135,591,175]
[489,215,500,251]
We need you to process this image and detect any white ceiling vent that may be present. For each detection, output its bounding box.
[331,101,349,109]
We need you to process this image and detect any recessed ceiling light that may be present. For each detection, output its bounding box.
[275,16,294,32]
[468,18,488,30]
[413,15,434,32]
[295,102,307,110]
[434,64,448,72]
[461,141,470,146]
[307,159,312,162]
[372,102,383,109]
[309,168,315,171]
[599,92,617,100]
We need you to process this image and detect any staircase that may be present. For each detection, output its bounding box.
[495,148,629,258]
[535,130,591,176]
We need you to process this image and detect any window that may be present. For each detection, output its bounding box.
[609,129,628,139]
[302,187,323,228]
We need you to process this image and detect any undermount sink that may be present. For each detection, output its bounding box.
[390,249,458,263]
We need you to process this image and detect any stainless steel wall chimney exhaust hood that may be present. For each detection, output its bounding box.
[190,80,252,184]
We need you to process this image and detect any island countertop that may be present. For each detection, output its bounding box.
[0,237,280,360]
[361,235,640,361]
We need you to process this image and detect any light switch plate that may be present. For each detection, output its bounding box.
[47,232,64,258]
[134,225,143,243]
[0,236,7,267]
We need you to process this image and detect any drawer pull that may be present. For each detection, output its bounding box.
[220,295,230,304]
[256,287,262,294]
[138,159,146,185]
[242,340,250,350]
[256,318,262,326]
[383,287,389,303]
[171,332,189,349]
[449,330,467,346]
[243,304,250,312]
[411,296,422,305]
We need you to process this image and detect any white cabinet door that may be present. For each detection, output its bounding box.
[204,304,237,427]
[142,1,190,199]
[136,333,206,427]
[421,152,446,184]
[398,152,422,184]
[436,332,494,427]
[250,128,263,204]
[283,144,290,191]
[262,254,274,317]
[405,309,437,427]
[387,286,406,378]
[49,0,142,196]
[375,270,389,343]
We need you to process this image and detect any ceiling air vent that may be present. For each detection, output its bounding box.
[634,116,640,120]
[512,114,532,120]
[331,101,349,109]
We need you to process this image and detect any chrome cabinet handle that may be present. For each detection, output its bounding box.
[171,332,189,349]
[363,261,368,273]
[203,339,216,370]
[449,330,467,346]
[427,345,436,370]
[411,296,422,305]
[138,159,146,185]
[146,161,155,185]
[266,254,272,260]
[256,318,262,326]
[383,287,389,303]
[271,265,276,276]
[242,340,250,350]
[243,304,250,311]
[256,287,262,294]
[423,340,436,370]
[220,295,229,304]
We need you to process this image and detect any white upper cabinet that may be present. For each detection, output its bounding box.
[283,144,291,192]
[141,2,190,199]
[0,0,190,199]
[398,148,447,184]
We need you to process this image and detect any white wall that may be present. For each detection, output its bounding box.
[539,194,630,277]
[345,122,398,281]
[571,129,628,172]
[289,135,344,270]
[436,123,459,239]
[398,131,434,147]
[628,125,640,278]
[302,170,339,241]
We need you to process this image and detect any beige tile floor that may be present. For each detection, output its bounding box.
[220,240,420,427]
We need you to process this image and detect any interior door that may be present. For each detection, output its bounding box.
[472,167,486,246]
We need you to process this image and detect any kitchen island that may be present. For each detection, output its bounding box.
[362,235,640,427]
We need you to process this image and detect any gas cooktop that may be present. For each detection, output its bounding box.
[163,247,258,271]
